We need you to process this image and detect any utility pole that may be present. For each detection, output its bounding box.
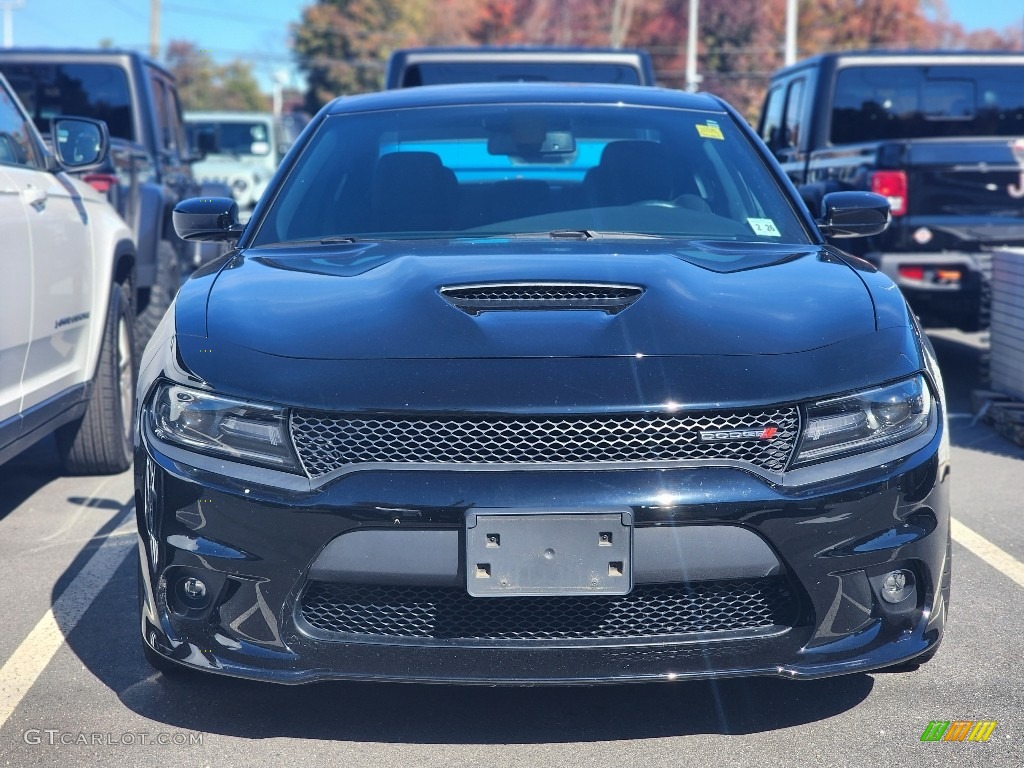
[610,0,636,50]
[0,0,24,48]
[784,0,798,66]
[685,0,701,93]
[149,0,160,59]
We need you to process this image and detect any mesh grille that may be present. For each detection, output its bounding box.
[440,283,643,313]
[290,408,799,479]
[300,579,798,641]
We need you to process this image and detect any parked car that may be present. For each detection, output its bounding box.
[386,47,656,88]
[758,50,1024,331]
[0,49,204,351]
[136,83,949,683]
[185,111,280,211]
[0,73,136,474]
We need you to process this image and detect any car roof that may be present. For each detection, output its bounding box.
[185,111,275,121]
[773,48,1024,78]
[0,47,172,76]
[392,46,650,58]
[324,82,725,115]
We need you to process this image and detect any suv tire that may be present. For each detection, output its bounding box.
[56,281,135,474]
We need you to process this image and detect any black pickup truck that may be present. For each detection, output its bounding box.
[0,49,206,349]
[758,50,1024,331]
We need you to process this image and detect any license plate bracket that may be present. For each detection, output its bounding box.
[465,509,633,597]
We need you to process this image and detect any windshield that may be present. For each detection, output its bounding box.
[0,62,134,140]
[402,62,642,87]
[187,120,272,156]
[252,102,810,247]
[832,64,1024,142]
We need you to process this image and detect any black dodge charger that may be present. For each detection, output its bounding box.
[134,83,950,684]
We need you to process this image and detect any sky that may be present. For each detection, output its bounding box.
[5,0,1024,94]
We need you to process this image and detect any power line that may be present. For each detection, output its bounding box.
[108,0,148,23]
[163,1,287,27]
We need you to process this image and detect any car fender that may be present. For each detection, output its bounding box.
[82,194,136,383]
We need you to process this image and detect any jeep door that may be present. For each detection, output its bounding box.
[0,81,95,412]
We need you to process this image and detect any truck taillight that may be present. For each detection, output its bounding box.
[871,171,907,216]
[82,173,118,194]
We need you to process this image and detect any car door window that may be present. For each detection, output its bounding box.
[0,84,42,169]
[760,84,785,150]
[148,73,175,153]
[782,79,805,150]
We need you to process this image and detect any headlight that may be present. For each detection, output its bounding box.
[793,375,933,465]
[148,383,299,471]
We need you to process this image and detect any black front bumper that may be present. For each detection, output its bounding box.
[135,428,950,685]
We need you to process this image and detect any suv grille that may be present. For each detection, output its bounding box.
[290,408,799,479]
[299,579,798,641]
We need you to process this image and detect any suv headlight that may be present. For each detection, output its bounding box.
[793,375,933,465]
[148,383,299,471]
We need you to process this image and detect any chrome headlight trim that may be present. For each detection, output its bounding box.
[147,382,301,473]
[793,375,934,466]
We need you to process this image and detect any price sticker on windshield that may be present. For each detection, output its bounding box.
[696,121,724,140]
[747,218,781,237]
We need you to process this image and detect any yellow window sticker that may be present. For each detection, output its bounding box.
[747,218,781,237]
[696,121,724,140]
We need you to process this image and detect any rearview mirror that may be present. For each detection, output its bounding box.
[487,130,576,157]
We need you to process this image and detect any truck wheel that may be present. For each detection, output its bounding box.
[135,239,181,358]
[57,281,135,475]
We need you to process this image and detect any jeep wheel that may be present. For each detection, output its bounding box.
[135,239,181,358]
[57,282,135,475]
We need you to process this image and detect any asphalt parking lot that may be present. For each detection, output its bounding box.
[0,329,1021,768]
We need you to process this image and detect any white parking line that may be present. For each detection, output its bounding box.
[0,507,135,731]
[951,517,1024,589]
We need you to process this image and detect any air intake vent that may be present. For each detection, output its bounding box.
[439,282,644,314]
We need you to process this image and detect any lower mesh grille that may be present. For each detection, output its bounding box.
[300,579,798,641]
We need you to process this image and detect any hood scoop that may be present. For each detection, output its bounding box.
[440,282,644,315]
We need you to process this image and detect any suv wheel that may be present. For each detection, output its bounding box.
[56,281,135,474]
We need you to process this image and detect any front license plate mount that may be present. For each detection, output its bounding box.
[465,509,633,597]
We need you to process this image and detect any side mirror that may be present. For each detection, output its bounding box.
[818,191,890,238]
[173,196,244,241]
[51,116,109,171]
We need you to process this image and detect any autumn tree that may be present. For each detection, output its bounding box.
[290,0,1021,119]
[165,41,267,112]
[293,0,435,111]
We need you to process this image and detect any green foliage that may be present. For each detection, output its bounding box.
[165,40,268,112]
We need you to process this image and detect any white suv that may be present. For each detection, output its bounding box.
[185,111,280,211]
[0,74,137,474]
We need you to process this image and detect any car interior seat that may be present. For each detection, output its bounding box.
[371,151,458,232]
[583,140,674,206]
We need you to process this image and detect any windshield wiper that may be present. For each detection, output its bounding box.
[548,229,594,240]
[319,236,359,244]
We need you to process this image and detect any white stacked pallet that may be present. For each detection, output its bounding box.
[991,248,1024,401]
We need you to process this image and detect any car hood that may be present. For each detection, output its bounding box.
[199,239,877,360]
